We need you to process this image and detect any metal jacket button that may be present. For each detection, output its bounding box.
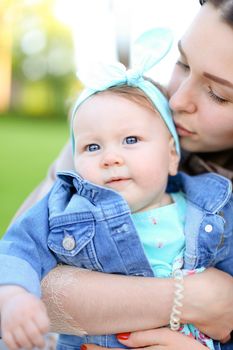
[204,224,213,233]
[62,234,76,251]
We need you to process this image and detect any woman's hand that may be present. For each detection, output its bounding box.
[83,328,208,350]
[182,268,233,340]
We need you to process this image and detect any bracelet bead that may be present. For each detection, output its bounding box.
[169,269,184,331]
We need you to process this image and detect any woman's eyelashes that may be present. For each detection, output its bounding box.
[176,60,190,72]
[176,58,229,105]
[207,87,229,105]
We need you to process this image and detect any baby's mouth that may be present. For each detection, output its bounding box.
[105,177,131,188]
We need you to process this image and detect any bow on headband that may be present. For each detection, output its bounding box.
[71,27,180,155]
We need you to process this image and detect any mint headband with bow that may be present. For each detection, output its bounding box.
[71,27,180,155]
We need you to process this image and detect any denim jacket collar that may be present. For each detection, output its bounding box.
[56,171,131,214]
[58,170,232,215]
[168,172,232,213]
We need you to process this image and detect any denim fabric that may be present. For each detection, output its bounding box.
[0,171,233,350]
[222,341,233,350]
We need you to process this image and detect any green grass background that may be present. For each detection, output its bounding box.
[0,116,69,237]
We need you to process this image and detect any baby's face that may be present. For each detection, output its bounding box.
[73,93,179,213]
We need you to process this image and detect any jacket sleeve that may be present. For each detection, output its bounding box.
[0,193,58,297]
[214,197,233,276]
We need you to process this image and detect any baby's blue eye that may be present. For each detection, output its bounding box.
[124,136,138,144]
[86,144,100,152]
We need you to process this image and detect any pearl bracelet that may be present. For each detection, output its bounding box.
[169,269,184,331]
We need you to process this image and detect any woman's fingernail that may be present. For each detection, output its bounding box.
[81,345,87,350]
[117,332,131,340]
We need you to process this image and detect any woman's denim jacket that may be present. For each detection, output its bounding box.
[0,171,233,350]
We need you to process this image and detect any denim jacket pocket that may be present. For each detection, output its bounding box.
[48,214,103,270]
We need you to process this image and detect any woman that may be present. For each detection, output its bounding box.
[12,0,233,349]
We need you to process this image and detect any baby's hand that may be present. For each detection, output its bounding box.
[1,290,50,350]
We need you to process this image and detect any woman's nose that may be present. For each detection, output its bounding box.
[101,152,124,168]
[169,79,197,115]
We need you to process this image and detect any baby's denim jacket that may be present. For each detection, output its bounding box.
[0,171,233,350]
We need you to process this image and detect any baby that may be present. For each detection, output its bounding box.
[0,29,232,350]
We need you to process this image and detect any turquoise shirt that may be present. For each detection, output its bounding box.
[132,191,186,277]
[132,191,214,350]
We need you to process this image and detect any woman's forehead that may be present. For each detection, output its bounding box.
[181,4,233,77]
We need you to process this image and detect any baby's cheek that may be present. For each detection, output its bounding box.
[78,164,103,186]
[75,159,91,177]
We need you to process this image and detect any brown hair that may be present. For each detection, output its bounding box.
[95,78,167,115]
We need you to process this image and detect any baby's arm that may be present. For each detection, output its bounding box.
[0,195,58,349]
[0,285,50,350]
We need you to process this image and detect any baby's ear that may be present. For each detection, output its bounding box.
[168,137,180,176]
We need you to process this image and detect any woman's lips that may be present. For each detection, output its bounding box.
[175,123,195,137]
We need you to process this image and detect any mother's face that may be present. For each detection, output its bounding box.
[168,3,233,153]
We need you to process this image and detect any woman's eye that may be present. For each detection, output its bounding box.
[176,60,190,72]
[207,87,228,105]
[124,136,138,144]
[86,144,100,152]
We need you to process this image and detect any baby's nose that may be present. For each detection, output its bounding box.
[101,152,124,167]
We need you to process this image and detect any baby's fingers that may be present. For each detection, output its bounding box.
[13,326,35,349]
[24,319,47,349]
[4,323,45,350]
[35,307,50,334]
[2,331,20,350]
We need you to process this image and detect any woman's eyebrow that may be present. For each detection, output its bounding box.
[178,40,233,89]
[177,40,187,59]
[203,72,233,89]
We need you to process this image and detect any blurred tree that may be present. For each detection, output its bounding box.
[10,0,79,118]
[0,0,13,112]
